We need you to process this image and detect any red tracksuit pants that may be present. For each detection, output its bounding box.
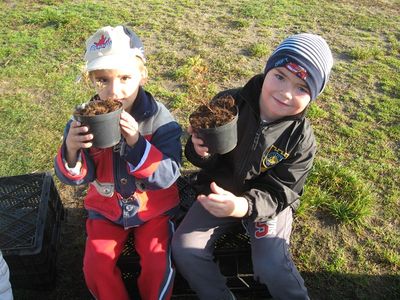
[83,215,175,300]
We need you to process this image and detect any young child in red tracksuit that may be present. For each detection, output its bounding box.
[54,25,182,300]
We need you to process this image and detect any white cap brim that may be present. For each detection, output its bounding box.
[86,53,145,72]
[85,53,143,72]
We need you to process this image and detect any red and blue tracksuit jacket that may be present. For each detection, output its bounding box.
[54,87,182,226]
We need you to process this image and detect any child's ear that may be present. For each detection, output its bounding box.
[140,67,148,86]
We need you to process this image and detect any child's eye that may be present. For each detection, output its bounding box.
[95,78,108,84]
[94,78,108,90]
[275,74,284,80]
[121,76,131,82]
[298,86,309,94]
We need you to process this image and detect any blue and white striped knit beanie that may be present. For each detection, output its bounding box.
[264,33,333,100]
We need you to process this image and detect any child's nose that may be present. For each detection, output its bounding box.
[108,80,123,99]
[281,86,293,100]
[284,90,293,100]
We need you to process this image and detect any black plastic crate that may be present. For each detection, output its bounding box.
[215,225,251,254]
[0,172,64,289]
[176,172,198,212]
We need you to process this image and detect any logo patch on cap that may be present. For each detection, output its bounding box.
[285,62,308,80]
[90,34,112,51]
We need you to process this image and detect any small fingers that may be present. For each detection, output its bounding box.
[70,133,93,149]
[80,141,93,149]
[70,120,80,128]
[191,134,204,146]
[70,121,90,134]
[119,111,129,122]
[197,196,228,217]
[67,121,93,150]
[191,135,209,156]
[76,133,93,143]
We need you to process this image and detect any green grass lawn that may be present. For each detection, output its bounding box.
[0,0,399,299]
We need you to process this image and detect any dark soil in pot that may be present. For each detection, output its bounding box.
[74,99,122,116]
[189,95,238,154]
[189,95,237,129]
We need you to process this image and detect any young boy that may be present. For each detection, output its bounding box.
[172,33,333,300]
[54,25,182,300]
[0,251,13,300]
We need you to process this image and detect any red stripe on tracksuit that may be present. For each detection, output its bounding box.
[130,143,163,179]
[83,215,175,300]
[56,149,88,181]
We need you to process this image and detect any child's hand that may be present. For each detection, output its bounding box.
[120,110,139,146]
[65,121,93,166]
[197,182,249,218]
[188,126,209,157]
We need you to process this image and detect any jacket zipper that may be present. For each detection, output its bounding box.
[238,120,265,180]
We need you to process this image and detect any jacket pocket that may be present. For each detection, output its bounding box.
[84,182,121,221]
[91,180,114,197]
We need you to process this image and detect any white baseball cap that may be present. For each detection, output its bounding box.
[84,25,146,72]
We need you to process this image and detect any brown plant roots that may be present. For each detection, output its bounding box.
[189,95,236,129]
[74,99,122,116]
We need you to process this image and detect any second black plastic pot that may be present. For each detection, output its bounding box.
[194,108,238,155]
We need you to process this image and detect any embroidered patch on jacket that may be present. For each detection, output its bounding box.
[261,145,289,172]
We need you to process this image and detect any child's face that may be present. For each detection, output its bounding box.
[90,62,146,112]
[259,67,311,122]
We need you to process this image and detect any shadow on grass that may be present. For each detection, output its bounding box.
[304,271,400,300]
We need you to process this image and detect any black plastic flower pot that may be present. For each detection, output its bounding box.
[74,104,123,149]
[194,108,238,155]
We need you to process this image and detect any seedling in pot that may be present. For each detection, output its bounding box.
[189,95,238,154]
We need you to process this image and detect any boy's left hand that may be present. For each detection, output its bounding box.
[197,182,248,218]
[120,110,139,146]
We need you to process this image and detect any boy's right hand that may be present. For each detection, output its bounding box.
[65,121,93,165]
[188,126,209,157]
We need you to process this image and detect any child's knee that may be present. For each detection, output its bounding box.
[171,233,183,255]
[171,231,193,258]
[253,251,293,284]
[171,234,206,265]
[83,251,116,277]
[142,254,171,275]
[254,261,277,284]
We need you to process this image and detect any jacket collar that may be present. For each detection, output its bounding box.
[129,86,158,122]
[238,73,307,124]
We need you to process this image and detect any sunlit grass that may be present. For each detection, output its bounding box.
[299,158,374,224]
